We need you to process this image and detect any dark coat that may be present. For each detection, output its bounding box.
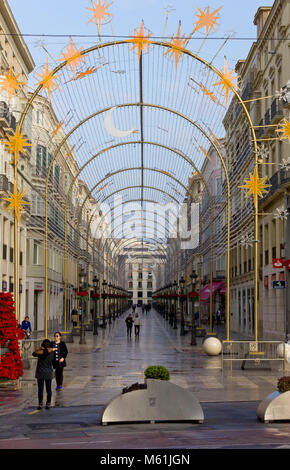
[32,347,54,380]
[52,341,68,369]
[125,317,134,328]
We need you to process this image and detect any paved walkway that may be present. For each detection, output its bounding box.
[0,307,289,449]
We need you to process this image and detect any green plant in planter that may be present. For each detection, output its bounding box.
[277,376,290,393]
[144,365,170,381]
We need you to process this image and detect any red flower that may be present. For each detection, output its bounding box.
[0,292,23,379]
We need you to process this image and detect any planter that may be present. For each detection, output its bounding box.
[257,390,290,423]
[102,378,204,425]
[0,378,20,390]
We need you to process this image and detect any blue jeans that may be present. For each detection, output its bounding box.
[37,379,52,404]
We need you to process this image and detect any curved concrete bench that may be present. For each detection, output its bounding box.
[101,378,204,425]
[257,390,290,423]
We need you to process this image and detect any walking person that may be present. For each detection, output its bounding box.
[134,312,141,337]
[125,313,134,338]
[52,332,68,391]
[71,308,78,328]
[32,339,56,410]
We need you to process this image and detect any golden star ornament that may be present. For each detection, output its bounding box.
[3,182,30,223]
[0,66,25,103]
[3,126,31,164]
[239,167,271,205]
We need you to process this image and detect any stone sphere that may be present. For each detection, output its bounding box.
[203,337,222,356]
[277,343,290,359]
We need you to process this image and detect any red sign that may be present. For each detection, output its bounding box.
[285,260,290,270]
[273,258,284,269]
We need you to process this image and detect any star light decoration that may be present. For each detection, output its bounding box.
[86,0,113,35]
[276,119,290,143]
[280,157,290,170]
[164,22,189,71]
[129,21,152,61]
[3,181,30,223]
[239,167,271,207]
[275,87,290,103]
[273,207,289,221]
[59,38,87,78]
[0,66,25,103]
[34,57,61,102]
[3,126,31,164]
[193,5,222,35]
[256,143,269,161]
[240,233,255,249]
[213,58,239,104]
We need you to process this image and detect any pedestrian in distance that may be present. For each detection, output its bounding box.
[125,313,134,337]
[32,339,56,410]
[71,308,78,328]
[216,307,221,325]
[21,315,32,339]
[134,312,141,337]
[52,332,68,391]
[132,304,136,313]
[142,304,145,314]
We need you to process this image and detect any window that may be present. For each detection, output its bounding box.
[147,282,152,288]
[138,291,142,298]
[3,244,7,260]
[128,281,133,288]
[147,291,152,298]
[33,242,38,265]
[10,247,13,263]
[265,250,269,266]
[20,251,23,266]
[138,272,142,279]
[138,282,142,288]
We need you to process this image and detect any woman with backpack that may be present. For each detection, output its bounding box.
[32,339,56,410]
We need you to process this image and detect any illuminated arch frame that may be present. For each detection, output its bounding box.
[16,40,258,341]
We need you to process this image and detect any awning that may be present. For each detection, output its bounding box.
[200,281,223,301]
[220,283,226,294]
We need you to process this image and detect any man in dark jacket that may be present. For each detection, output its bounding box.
[52,332,68,391]
[125,313,134,337]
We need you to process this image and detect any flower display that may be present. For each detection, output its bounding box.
[0,293,24,380]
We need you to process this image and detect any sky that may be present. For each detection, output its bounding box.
[9,0,275,71]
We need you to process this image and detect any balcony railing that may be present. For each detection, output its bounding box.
[271,97,283,123]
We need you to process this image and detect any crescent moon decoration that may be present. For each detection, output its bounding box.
[104,107,137,138]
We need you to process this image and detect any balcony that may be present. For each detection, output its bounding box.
[0,101,17,134]
[0,174,8,193]
[256,119,265,139]
[270,97,283,124]
[259,168,290,205]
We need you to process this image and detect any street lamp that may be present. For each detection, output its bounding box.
[108,282,112,324]
[112,284,115,321]
[190,269,198,346]
[173,280,178,329]
[179,276,186,336]
[92,275,99,336]
[102,279,107,328]
[79,268,86,344]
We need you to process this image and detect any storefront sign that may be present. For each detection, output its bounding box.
[273,258,284,268]
[273,280,286,289]
[285,259,290,270]
[2,281,7,292]
[34,282,44,291]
